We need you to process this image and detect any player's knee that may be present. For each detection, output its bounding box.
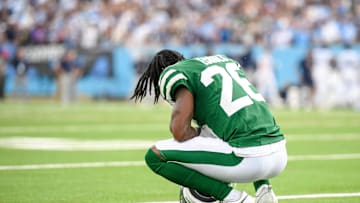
[145,146,165,173]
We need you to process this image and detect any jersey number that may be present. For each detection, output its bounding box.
[200,62,265,116]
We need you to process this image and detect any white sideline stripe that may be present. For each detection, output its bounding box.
[288,153,360,161]
[0,124,168,133]
[0,123,359,135]
[0,135,359,151]
[0,161,145,170]
[0,153,360,171]
[0,137,155,151]
[286,134,360,141]
[277,192,360,200]
[141,192,360,203]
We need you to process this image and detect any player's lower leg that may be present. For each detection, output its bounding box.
[253,180,270,191]
[253,180,278,203]
[145,147,231,200]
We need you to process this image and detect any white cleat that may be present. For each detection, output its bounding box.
[255,185,278,203]
[179,186,255,203]
[221,191,255,203]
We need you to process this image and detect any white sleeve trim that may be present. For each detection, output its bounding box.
[165,73,187,101]
[159,69,176,99]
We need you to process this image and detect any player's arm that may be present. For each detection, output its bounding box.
[170,86,199,142]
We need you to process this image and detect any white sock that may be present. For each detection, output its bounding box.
[223,189,242,202]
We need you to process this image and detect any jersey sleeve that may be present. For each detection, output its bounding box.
[158,67,194,104]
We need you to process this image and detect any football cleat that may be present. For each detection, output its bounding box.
[179,186,220,203]
[179,186,255,203]
[220,191,255,203]
[255,185,278,203]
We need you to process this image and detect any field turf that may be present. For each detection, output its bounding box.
[0,101,359,203]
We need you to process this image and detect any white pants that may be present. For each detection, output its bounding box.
[155,136,287,183]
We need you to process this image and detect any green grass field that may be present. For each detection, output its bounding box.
[0,101,359,203]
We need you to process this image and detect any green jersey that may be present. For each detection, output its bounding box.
[158,55,284,147]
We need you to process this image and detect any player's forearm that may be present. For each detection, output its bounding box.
[170,123,198,142]
[170,87,198,142]
[169,106,199,142]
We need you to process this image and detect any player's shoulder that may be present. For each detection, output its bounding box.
[158,61,189,94]
[159,59,200,79]
[192,54,235,65]
[169,58,204,70]
[159,55,237,82]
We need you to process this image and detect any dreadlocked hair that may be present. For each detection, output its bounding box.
[131,49,185,103]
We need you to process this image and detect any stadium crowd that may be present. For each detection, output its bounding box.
[0,0,359,109]
[0,0,359,47]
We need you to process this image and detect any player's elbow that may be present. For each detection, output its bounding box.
[170,123,186,142]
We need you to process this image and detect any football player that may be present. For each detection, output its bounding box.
[131,50,287,203]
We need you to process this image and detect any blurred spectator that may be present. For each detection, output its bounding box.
[326,57,343,108]
[312,45,334,109]
[0,34,8,100]
[55,49,82,105]
[299,50,315,109]
[271,17,293,48]
[0,0,357,48]
[254,46,282,107]
[11,48,29,99]
[338,14,358,44]
[0,62,5,100]
[335,44,360,108]
[238,47,256,83]
[0,0,358,109]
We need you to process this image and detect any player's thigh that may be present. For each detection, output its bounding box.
[155,137,287,183]
[182,148,287,183]
[155,136,234,154]
[155,137,242,165]
[155,137,243,182]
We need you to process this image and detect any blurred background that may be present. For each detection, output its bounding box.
[0,0,359,110]
[0,1,360,202]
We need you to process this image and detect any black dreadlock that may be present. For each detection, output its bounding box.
[131,49,185,103]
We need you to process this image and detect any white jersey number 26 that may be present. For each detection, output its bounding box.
[201,62,265,116]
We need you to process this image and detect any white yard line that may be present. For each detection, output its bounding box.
[141,192,360,203]
[0,153,360,171]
